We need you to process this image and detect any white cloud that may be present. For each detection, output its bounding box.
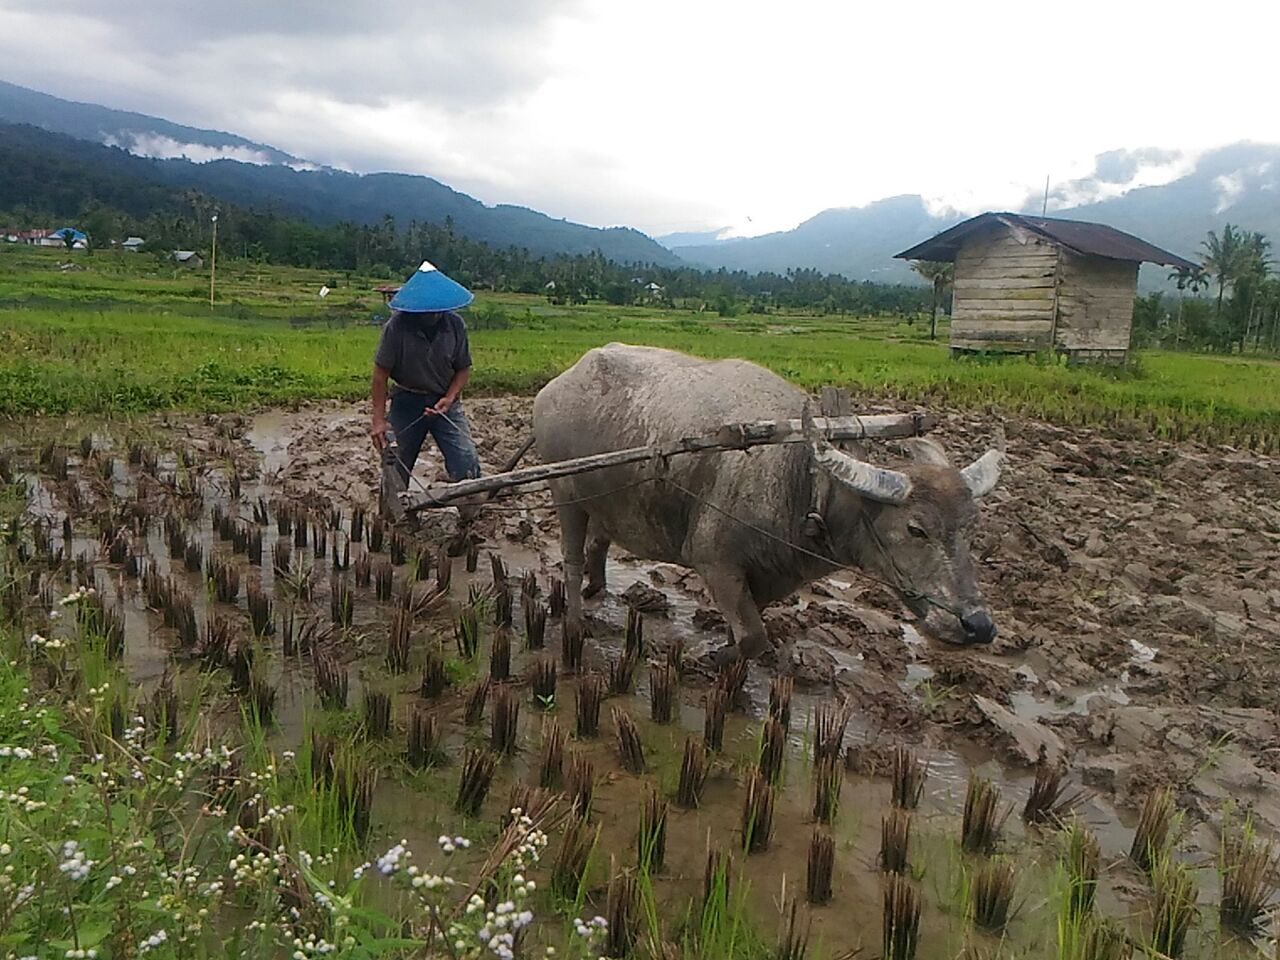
[2,0,1279,235]
[104,132,279,166]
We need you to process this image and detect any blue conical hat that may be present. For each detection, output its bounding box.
[389,260,474,312]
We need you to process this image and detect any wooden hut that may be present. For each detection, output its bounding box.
[895,213,1194,362]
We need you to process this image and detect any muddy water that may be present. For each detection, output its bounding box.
[9,410,1266,959]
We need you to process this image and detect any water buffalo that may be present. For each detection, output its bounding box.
[533,343,1003,665]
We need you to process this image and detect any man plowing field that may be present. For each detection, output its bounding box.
[370,261,482,516]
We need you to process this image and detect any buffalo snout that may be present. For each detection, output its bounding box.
[959,609,997,645]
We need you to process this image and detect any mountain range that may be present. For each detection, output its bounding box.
[4,79,1280,280]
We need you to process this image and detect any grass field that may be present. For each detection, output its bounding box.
[2,245,1278,445]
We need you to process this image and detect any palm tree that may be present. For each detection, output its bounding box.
[910,260,954,340]
[1168,265,1209,349]
[1200,224,1247,325]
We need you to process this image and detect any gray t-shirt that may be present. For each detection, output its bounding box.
[373,310,473,397]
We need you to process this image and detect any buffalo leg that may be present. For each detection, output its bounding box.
[702,566,769,663]
[583,527,610,599]
[557,502,589,625]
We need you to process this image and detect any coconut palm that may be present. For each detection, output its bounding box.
[910,260,954,341]
[1200,224,1248,324]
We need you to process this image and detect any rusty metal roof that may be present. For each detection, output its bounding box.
[894,212,1196,270]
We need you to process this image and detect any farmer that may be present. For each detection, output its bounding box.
[370,260,482,488]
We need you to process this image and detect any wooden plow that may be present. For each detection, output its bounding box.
[397,409,935,515]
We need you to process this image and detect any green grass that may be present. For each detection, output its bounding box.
[2,245,1279,446]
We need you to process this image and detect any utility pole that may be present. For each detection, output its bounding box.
[210,213,219,308]
[1041,175,1050,217]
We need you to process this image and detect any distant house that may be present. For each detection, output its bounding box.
[172,250,204,268]
[895,212,1195,363]
[122,237,146,252]
[374,284,402,304]
[44,227,89,249]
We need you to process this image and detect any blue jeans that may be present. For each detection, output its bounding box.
[388,390,481,484]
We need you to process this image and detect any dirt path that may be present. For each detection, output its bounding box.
[216,396,1280,832]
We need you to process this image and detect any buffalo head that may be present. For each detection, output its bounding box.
[812,434,1003,645]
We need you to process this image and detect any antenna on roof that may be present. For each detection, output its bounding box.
[1042,174,1050,217]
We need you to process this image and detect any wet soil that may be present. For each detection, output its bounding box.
[8,395,1280,956]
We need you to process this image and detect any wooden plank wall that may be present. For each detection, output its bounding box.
[949,223,1058,352]
[1054,251,1139,357]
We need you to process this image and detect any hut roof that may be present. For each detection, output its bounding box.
[894,212,1195,270]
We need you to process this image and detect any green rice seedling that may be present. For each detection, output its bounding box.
[435,545,452,593]
[608,650,639,695]
[742,773,775,853]
[625,606,644,658]
[538,716,566,788]
[613,707,646,773]
[716,658,749,709]
[1219,819,1278,936]
[105,528,129,565]
[490,552,508,589]
[605,862,639,959]
[493,586,513,628]
[329,576,353,628]
[549,577,566,617]
[962,775,1008,855]
[461,537,479,573]
[455,747,496,816]
[328,507,343,531]
[530,656,556,709]
[420,646,447,699]
[490,684,520,755]
[505,784,553,829]
[252,497,270,526]
[313,651,348,710]
[807,830,834,906]
[881,809,912,874]
[812,754,842,824]
[310,731,336,785]
[883,874,921,960]
[524,600,547,649]
[199,612,233,664]
[891,747,927,810]
[1023,760,1089,826]
[1062,818,1101,924]
[489,628,511,682]
[413,548,432,582]
[353,552,371,588]
[1082,919,1132,960]
[246,528,262,566]
[330,537,348,572]
[247,664,277,726]
[561,619,584,672]
[703,845,733,911]
[520,569,539,606]
[208,555,240,603]
[247,579,273,636]
[567,750,594,819]
[331,750,377,841]
[350,506,365,543]
[374,561,394,601]
[147,673,179,744]
[649,662,677,724]
[758,717,786,786]
[313,522,328,558]
[367,517,384,552]
[1149,858,1198,958]
[1129,787,1176,876]
[813,697,854,765]
[704,687,729,752]
[575,673,604,736]
[455,605,480,659]
[638,786,669,872]
[293,516,308,549]
[386,608,411,673]
[769,675,793,730]
[272,538,292,578]
[463,678,491,726]
[552,816,598,899]
[406,708,443,768]
[776,897,812,959]
[970,858,1017,931]
[79,434,93,459]
[229,641,255,692]
[388,531,406,565]
[362,690,391,739]
[676,736,708,808]
[275,504,294,537]
[666,636,685,675]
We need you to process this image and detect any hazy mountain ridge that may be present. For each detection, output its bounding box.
[0,81,679,265]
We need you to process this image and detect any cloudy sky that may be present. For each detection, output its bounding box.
[1,0,1276,237]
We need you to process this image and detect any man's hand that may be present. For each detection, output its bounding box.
[370,417,388,452]
[425,395,455,417]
